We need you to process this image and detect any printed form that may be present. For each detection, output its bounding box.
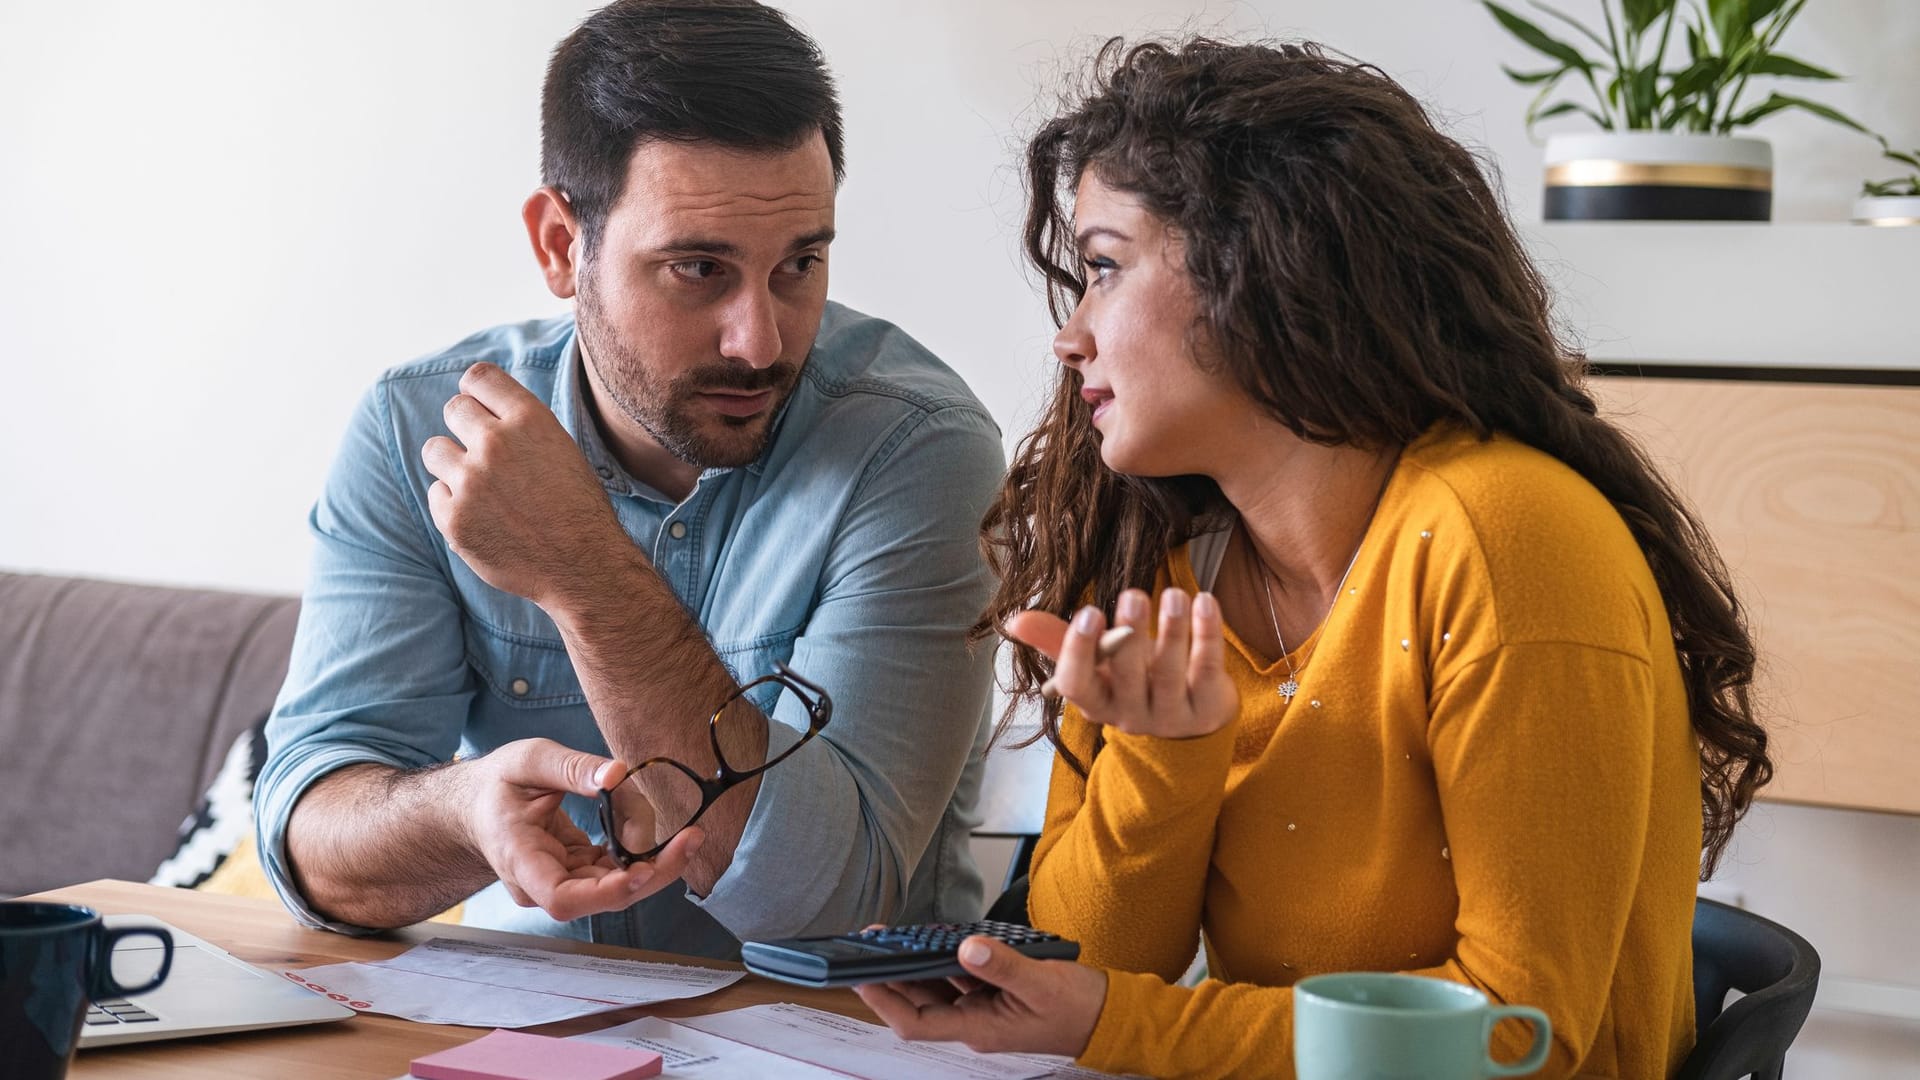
[290,938,743,1027]
[587,1004,1127,1080]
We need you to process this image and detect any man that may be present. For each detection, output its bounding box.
[255,0,1003,959]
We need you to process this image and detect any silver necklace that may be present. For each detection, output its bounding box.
[1255,536,1364,702]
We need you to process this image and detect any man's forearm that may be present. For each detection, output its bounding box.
[546,547,767,894]
[285,761,494,928]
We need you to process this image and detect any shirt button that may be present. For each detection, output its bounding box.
[509,678,530,697]
[668,521,688,539]
[596,466,613,480]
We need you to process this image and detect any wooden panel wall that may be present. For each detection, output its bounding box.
[1586,375,1920,816]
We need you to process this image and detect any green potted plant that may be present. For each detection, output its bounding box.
[1485,0,1871,220]
[1854,138,1920,226]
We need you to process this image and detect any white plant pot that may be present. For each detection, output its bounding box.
[1852,194,1920,227]
[1543,133,1773,221]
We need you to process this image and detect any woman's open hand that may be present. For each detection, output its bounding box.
[1006,588,1237,740]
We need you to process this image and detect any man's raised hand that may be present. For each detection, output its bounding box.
[422,362,633,610]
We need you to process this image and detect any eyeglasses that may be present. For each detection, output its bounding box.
[596,663,832,868]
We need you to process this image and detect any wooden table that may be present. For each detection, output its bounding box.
[27,880,879,1079]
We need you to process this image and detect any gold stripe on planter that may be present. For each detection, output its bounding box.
[1545,161,1772,191]
[1858,216,1920,227]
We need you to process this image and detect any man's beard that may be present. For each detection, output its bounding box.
[576,279,802,470]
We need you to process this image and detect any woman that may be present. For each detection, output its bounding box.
[852,38,1771,1080]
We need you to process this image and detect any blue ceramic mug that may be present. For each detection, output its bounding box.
[0,903,173,1080]
[1295,972,1552,1080]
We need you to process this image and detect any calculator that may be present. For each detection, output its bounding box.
[741,920,1081,988]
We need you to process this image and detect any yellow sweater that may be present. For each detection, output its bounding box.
[1032,425,1700,1080]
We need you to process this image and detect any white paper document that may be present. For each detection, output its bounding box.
[290,937,743,1027]
[674,1002,1118,1080]
[575,1016,847,1078]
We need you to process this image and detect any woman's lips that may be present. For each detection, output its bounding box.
[1082,389,1114,423]
[699,390,775,418]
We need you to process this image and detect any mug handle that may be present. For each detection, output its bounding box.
[92,926,174,999]
[1482,1005,1552,1077]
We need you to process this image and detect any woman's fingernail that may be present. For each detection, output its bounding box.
[1073,606,1100,634]
[1194,592,1219,618]
[1162,588,1189,617]
[959,939,990,966]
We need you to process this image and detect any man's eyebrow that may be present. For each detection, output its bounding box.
[655,238,742,258]
[652,229,837,258]
[792,228,836,250]
[1074,225,1131,249]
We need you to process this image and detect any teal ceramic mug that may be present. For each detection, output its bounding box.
[1294,972,1552,1080]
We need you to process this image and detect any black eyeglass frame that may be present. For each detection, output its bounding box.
[596,663,832,868]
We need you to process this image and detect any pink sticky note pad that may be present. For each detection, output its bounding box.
[410,1029,663,1080]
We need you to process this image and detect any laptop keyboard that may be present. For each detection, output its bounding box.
[84,999,161,1026]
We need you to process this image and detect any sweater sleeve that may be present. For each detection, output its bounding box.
[1027,706,1237,981]
[1076,641,1662,1080]
[1423,641,1659,1074]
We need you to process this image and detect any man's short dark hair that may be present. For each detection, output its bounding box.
[541,0,846,254]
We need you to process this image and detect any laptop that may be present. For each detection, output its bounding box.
[79,915,356,1048]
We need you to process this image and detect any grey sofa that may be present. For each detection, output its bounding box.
[0,571,298,898]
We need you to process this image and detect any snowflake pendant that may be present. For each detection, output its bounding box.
[1277,678,1299,701]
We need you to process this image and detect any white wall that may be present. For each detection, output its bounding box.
[5,0,1914,593]
[4,2,1917,1074]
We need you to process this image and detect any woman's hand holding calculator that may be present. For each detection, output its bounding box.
[847,926,1108,1059]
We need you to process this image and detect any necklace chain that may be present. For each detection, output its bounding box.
[1254,532,1364,702]
[1244,451,1400,703]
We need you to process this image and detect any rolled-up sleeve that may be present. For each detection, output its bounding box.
[254,378,476,933]
[691,403,1004,939]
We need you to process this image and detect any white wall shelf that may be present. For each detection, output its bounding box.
[1523,224,1917,372]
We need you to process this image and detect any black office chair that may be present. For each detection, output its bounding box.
[982,836,1037,925]
[1675,898,1821,1080]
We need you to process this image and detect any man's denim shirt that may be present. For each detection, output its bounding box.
[256,302,1004,957]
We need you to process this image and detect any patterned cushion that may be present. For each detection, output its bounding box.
[150,715,267,889]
